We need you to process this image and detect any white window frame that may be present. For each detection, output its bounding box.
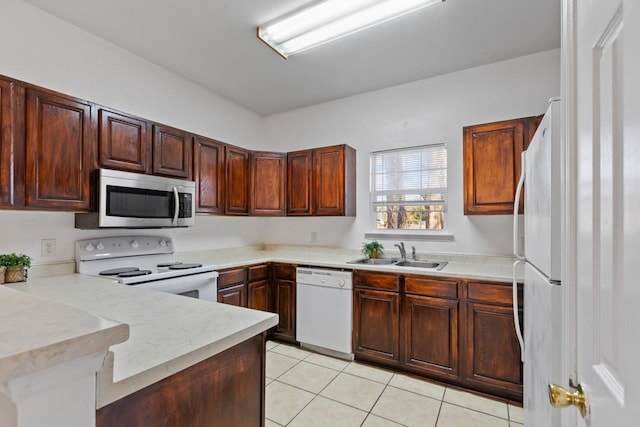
[365,143,454,241]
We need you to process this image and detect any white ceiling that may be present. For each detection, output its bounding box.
[22,0,561,116]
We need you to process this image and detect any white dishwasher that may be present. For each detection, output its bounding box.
[296,267,353,360]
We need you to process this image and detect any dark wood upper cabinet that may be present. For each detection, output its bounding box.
[287,149,313,216]
[98,108,151,174]
[463,116,539,215]
[225,145,250,215]
[152,124,192,179]
[0,78,25,208]
[287,144,356,216]
[250,151,286,216]
[193,135,225,214]
[25,88,94,211]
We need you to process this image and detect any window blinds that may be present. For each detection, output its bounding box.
[370,144,447,208]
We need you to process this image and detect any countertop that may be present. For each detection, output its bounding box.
[7,274,278,408]
[175,246,523,282]
[0,285,128,382]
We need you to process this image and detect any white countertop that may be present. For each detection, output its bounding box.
[7,274,278,408]
[175,246,523,282]
[0,285,128,382]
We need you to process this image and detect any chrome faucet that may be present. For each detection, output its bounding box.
[411,246,416,260]
[394,242,406,261]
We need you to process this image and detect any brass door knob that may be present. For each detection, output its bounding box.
[548,383,590,419]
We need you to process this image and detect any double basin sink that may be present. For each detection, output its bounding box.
[347,257,447,271]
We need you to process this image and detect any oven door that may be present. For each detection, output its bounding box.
[131,272,218,301]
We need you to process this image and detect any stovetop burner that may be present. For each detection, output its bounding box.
[118,270,153,278]
[99,267,140,276]
[157,262,183,268]
[168,263,203,270]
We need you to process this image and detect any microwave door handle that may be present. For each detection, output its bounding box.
[172,187,179,225]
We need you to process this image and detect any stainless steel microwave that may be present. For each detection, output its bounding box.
[75,169,195,229]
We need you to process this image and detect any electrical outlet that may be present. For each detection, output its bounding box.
[311,231,318,243]
[41,239,56,257]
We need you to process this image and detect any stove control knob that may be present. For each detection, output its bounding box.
[96,242,105,250]
[159,240,167,247]
[130,240,139,248]
[84,243,95,252]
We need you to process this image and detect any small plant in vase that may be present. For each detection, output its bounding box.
[361,240,384,259]
[0,253,32,283]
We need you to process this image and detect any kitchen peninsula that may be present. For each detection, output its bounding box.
[6,274,278,427]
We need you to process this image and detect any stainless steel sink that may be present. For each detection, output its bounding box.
[347,258,398,265]
[347,258,447,270]
[394,260,447,270]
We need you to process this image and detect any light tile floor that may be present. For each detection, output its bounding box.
[265,341,524,427]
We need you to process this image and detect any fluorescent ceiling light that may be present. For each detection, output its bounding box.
[258,0,444,59]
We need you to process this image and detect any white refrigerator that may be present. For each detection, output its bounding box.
[513,98,562,427]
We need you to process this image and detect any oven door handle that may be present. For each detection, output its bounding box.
[172,186,179,225]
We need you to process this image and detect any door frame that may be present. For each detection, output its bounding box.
[560,1,578,426]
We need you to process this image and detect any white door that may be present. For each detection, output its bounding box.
[564,0,640,425]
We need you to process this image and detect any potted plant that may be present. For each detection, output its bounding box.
[1,253,31,283]
[361,240,384,259]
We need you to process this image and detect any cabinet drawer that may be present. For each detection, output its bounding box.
[217,267,246,288]
[272,263,296,280]
[354,271,400,291]
[405,276,458,299]
[247,264,269,282]
[466,281,513,305]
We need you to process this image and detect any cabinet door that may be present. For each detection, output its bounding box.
[463,117,537,215]
[217,283,247,307]
[286,149,313,215]
[403,294,459,380]
[463,301,523,399]
[98,108,151,173]
[248,280,270,312]
[152,124,192,179]
[314,145,345,216]
[353,288,400,364]
[272,279,296,342]
[225,145,250,215]
[250,151,286,216]
[25,89,94,210]
[193,136,225,214]
[0,78,24,207]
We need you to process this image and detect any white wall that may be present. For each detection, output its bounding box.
[262,49,561,256]
[0,0,267,265]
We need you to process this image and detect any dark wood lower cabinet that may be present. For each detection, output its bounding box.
[218,282,247,307]
[96,334,266,427]
[353,270,523,402]
[272,278,296,342]
[353,288,400,364]
[248,279,270,311]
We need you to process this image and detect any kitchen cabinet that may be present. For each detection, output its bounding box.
[193,135,225,214]
[353,271,401,365]
[270,263,297,343]
[463,116,540,215]
[225,145,250,215]
[247,264,271,311]
[403,276,460,381]
[25,88,94,211]
[0,77,24,208]
[287,144,356,216]
[249,151,286,216]
[217,266,247,307]
[97,333,266,427]
[352,269,523,401]
[152,124,192,179]
[462,280,523,400]
[98,107,151,174]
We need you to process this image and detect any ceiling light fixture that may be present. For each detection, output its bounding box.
[257,0,444,59]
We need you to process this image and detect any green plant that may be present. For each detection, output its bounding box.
[0,253,32,268]
[361,240,384,258]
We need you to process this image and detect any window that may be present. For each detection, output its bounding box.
[370,144,447,231]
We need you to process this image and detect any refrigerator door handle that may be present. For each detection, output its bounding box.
[513,151,526,261]
[513,260,525,362]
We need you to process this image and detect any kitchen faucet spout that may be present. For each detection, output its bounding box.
[394,242,406,262]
